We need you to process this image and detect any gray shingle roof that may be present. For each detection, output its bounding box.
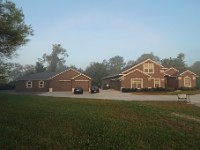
[18,72,58,80]
[102,72,123,80]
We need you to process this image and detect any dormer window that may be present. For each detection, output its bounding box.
[143,63,154,73]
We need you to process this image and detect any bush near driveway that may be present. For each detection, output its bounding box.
[122,87,200,95]
[122,87,174,93]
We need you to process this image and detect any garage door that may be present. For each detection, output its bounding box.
[74,81,89,91]
[59,81,71,91]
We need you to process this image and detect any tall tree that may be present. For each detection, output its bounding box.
[107,56,126,74]
[161,57,173,68]
[0,0,33,83]
[161,53,187,72]
[56,61,67,72]
[7,63,24,82]
[67,65,83,73]
[0,60,8,83]
[43,44,68,72]
[136,52,160,63]
[0,0,33,58]
[125,60,136,69]
[35,61,46,73]
[23,64,35,75]
[176,53,187,71]
[85,62,108,86]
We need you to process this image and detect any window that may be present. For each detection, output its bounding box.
[131,78,143,88]
[26,81,32,88]
[184,77,191,87]
[154,79,160,88]
[143,63,154,73]
[39,81,44,88]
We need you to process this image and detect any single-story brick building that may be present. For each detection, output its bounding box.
[16,68,92,92]
[102,59,198,90]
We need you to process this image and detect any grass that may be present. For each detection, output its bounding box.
[0,93,200,150]
[133,90,200,95]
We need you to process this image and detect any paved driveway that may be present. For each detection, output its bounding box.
[39,89,200,106]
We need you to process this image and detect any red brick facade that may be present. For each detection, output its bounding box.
[16,68,91,92]
[177,70,197,88]
[102,59,198,90]
[15,80,50,92]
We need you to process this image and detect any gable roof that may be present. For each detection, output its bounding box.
[72,73,92,80]
[18,68,92,81]
[102,72,124,80]
[164,72,180,77]
[179,70,198,76]
[18,72,58,80]
[121,69,152,78]
[102,59,164,80]
[50,68,81,79]
[122,59,164,74]
[164,67,179,77]
[164,67,179,73]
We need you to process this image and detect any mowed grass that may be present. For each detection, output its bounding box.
[0,93,200,150]
[133,90,200,95]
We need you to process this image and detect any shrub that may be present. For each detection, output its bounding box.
[152,87,166,92]
[121,88,138,93]
[140,88,152,92]
[121,87,176,93]
[0,82,15,90]
[179,87,196,91]
[165,88,175,92]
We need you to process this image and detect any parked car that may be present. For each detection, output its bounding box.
[74,87,83,94]
[91,86,100,94]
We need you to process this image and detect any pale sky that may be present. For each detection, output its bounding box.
[11,0,200,69]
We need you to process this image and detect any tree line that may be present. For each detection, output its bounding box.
[84,53,200,88]
[0,0,200,88]
[4,49,200,88]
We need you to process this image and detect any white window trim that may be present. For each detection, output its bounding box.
[154,78,161,88]
[143,63,154,74]
[184,76,191,87]
[131,78,143,89]
[38,80,44,88]
[26,81,32,88]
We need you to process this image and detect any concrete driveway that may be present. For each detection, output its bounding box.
[39,89,200,106]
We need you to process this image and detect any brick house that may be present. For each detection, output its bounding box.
[16,68,92,92]
[102,59,198,90]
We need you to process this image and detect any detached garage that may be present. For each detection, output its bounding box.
[16,68,92,92]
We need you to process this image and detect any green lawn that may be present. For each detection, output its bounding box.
[0,93,200,150]
[133,90,200,95]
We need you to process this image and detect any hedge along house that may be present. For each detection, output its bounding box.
[102,59,198,91]
[16,68,92,92]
